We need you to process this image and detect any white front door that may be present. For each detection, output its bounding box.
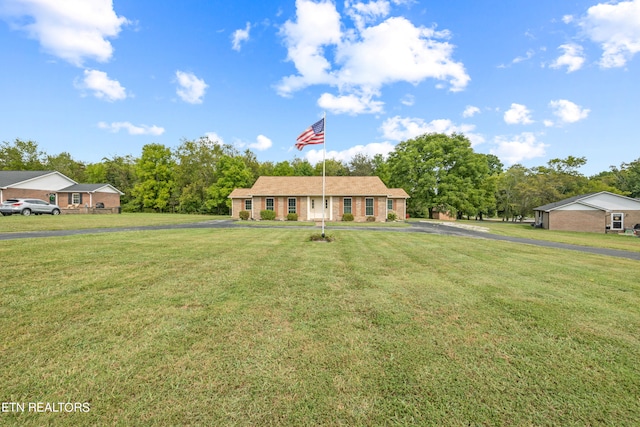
[309,198,329,220]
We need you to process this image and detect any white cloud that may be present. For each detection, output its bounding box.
[98,121,165,136]
[204,132,225,145]
[277,0,342,95]
[318,92,384,114]
[0,0,129,66]
[579,0,640,68]
[400,94,415,106]
[548,99,590,124]
[563,15,575,24]
[277,0,469,115]
[345,0,391,31]
[175,71,208,104]
[512,49,535,64]
[490,133,548,165]
[303,141,396,165]
[504,103,534,125]
[249,135,273,151]
[462,105,480,118]
[75,69,126,101]
[550,43,585,72]
[231,22,251,51]
[380,116,485,146]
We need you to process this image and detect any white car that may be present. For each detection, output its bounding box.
[0,198,61,216]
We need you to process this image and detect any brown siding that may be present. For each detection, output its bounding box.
[548,210,605,233]
[2,189,53,202]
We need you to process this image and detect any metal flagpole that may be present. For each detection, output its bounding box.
[321,112,326,238]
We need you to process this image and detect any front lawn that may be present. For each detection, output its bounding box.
[1,228,638,425]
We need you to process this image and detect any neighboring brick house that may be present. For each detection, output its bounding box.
[229,176,409,222]
[0,171,123,213]
[533,191,640,233]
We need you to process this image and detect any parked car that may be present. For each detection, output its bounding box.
[0,198,61,216]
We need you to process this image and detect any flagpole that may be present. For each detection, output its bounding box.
[322,111,326,238]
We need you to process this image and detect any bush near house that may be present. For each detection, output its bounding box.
[366,216,376,222]
[387,211,398,221]
[260,210,276,220]
[287,213,298,221]
[342,213,354,221]
[239,210,250,220]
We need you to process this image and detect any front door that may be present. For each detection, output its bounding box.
[310,198,329,220]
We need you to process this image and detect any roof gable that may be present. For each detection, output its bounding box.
[0,170,76,190]
[59,184,124,195]
[534,191,640,212]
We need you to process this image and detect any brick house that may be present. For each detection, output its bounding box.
[229,176,409,222]
[0,171,123,213]
[533,191,640,233]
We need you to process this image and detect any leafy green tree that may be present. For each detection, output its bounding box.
[0,139,46,170]
[349,153,375,176]
[206,155,253,214]
[372,154,391,184]
[173,137,222,213]
[608,158,640,198]
[315,158,349,176]
[86,155,137,206]
[45,152,86,182]
[387,133,491,218]
[131,144,175,212]
[291,158,315,176]
[273,160,295,176]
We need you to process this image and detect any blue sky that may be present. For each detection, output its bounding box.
[1,0,639,176]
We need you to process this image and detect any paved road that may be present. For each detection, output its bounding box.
[1,219,639,261]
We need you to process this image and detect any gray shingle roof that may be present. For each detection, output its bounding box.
[0,171,55,188]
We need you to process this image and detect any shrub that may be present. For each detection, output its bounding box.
[239,210,250,220]
[260,209,276,220]
[387,211,398,221]
[366,216,376,222]
[309,233,334,242]
[287,213,298,221]
[342,213,354,221]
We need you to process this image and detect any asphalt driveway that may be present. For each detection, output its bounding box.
[1,219,639,261]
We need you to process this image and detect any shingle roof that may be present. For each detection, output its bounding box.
[229,176,409,198]
[0,171,56,188]
[533,191,640,212]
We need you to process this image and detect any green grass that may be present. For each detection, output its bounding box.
[1,228,639,425]
[418,218,640,253]
[0,213,227,233]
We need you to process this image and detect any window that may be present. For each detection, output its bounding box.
[288,198,296,214]
[611,213,623,230]
[387,199,393,211]
[311,199,315,209]
[266,198,274,211]
[72,193,81,205]
[365,198,374,216]
[325,199,328,209]
[343,198,352,214]
[244,199,252,211]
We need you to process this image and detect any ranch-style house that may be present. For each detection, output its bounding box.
[229,176,409,222]
[533,191,640,233]
[0,170,123,214]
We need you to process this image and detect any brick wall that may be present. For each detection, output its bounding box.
[2,189,54,202]
[548,210,605,233]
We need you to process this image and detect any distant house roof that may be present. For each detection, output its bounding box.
[229,176,409,198]
[0,170,73,188]
[59,184,125,195]
[534,191,640,212]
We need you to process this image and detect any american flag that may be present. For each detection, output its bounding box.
[295,118,325,150]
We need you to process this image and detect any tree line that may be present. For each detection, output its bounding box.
[2,136,639,219]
